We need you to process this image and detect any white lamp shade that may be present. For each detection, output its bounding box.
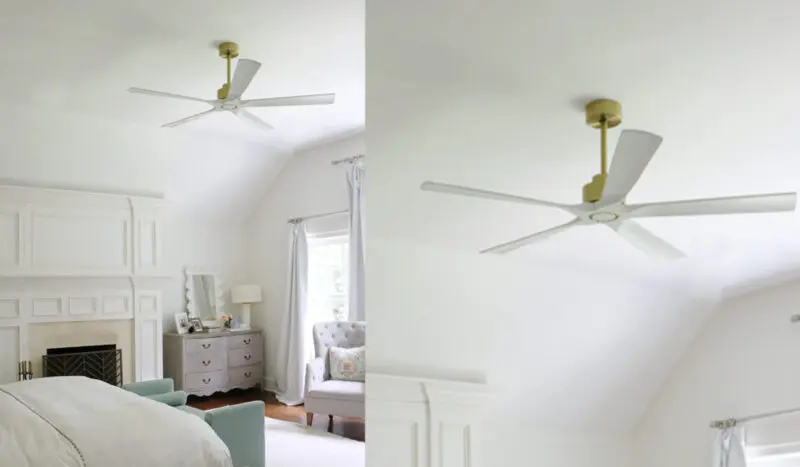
[231,285,262,304]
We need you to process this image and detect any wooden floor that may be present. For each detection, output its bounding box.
[187,388,364,442]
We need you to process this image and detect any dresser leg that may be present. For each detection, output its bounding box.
[306,413,314,426]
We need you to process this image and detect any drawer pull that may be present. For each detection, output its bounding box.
[202,378,211,384]
[202,360,211,366]
[244,372,252,378]
[244,354,252,361]
[201,343,211,349]
[243,338,251,345]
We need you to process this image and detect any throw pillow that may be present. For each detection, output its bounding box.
[329,346,365,382]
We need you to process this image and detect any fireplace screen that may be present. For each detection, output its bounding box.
[42,344,122,386]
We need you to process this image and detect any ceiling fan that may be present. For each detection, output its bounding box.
[128,41,335,131]
[421,98,797,260]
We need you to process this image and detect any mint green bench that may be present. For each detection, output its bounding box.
[123,378,265,467]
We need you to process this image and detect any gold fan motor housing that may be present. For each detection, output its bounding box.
[585,99,622,129]
[218,42,240,59]
[582,99,622,203]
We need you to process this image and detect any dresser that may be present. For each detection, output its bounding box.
[163,329,264,397]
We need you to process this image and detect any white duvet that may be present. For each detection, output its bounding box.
[0,376,233,467]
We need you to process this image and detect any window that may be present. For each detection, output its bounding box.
[308,233,349,323]
[748,443,800,467]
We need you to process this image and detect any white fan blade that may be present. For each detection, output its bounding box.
[421,181,574,211]
[609,220,685,260]
[161,109,217,128]
[234,109,274,131]
[241,93,336,108]
[481,219,582,254]
[228,59,261,100]
[601,130,663,204]
[128,87,212,104]
[628,192,797,218]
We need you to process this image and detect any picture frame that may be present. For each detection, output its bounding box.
[174,313,190,334]
[187,316,205,334]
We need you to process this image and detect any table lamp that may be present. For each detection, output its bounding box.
[231,284,262,330]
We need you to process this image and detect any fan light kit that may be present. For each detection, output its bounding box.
[421,98,798,260]
[128,41,335,131]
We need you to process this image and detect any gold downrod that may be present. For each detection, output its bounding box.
[600,117,608,176]
[226,53,232,86]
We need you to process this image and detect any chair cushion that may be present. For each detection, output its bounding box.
[307,380,365,402]
[329,346,365,382]
[176,404,208,421]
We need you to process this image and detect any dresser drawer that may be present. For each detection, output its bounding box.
[185,337,225,356]
[227,333,261,350]
[228,364,263,388]
[228,347,262,368]
[185,351,225,373]
[185,370,226,391]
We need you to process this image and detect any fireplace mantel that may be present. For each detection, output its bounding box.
[0,185,169,384]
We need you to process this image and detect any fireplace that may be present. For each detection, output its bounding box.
[42,344,123,386]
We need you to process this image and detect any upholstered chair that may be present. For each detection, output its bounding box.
[304,321,365,428]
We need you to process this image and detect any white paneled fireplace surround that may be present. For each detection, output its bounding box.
[0,185,166,385]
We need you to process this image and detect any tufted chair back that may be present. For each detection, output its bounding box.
[312,321,366,379]
[312,321,366,357]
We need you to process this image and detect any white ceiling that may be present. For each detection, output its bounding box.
[0,0,364,220]
[367,0,800,432]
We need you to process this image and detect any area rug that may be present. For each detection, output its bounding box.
[264,417,364,467]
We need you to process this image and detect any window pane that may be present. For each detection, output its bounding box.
[308,236,350,323]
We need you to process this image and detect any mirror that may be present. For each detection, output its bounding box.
[184,268,223,321]
[191,275,216,319]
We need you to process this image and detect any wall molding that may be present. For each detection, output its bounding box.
[367,373,494,467]
[0,185,170,384]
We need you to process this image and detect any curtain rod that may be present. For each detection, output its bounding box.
[710,406,800,429]
[331,154,365,166]
[288,209,348,224]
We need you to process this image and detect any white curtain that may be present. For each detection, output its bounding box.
[346,162,366,321]
[275,221,309,406]
[713,427,748,467]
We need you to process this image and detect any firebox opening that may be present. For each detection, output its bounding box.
[42,344,123,387]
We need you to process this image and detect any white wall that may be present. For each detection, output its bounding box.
[634,280,800,467]
[246,133,363,387]
[482,426,633,467]
[160,219,250,331]
[366,234,719,465]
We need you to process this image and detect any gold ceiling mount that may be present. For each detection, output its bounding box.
[582,98,622,203]
[217,41,240,100]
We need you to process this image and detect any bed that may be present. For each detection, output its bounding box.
[0,376,233,467]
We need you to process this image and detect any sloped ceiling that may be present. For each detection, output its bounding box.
[0,0,364,221]
[367,0,800,431]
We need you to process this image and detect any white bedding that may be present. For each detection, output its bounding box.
[0,376,233,467]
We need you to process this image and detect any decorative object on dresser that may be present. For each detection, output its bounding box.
[163,329,264,397]
[187,317,204,334]
[184,267,224,328]
[230,284,262,330]
[175,313,190,334]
